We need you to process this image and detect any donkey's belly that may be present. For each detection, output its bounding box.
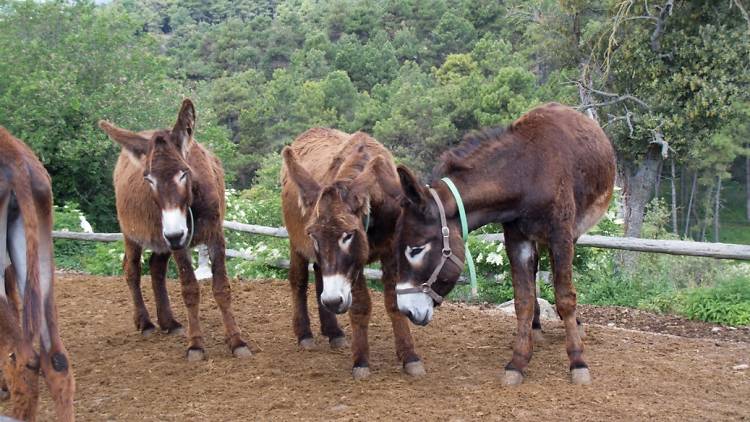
[574,191,611,238]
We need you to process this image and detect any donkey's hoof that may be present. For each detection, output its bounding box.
[403,361,426,377]
[141,326,156,337]
[532,329,545,343]
[352,366,370,380]
[186,348,206,362]
[502,370,524,386]
[329,336,348,350]
[164,322,184,336]
[299,337,316,350]
[578,324,587,339]
[571,367,592,385]
[232,346,252,359]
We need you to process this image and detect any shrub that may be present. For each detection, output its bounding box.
[680,272,750,326]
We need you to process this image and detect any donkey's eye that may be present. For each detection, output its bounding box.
[144,175,156,187]
[309,234,319,252]
[341,232,353,243]
[405,243,431,265]
[408,247,424,257]
[179,170,188,182]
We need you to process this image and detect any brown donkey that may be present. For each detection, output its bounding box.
[282,128,424,379]
[98,99,250,361]
[0,127,75,421]
[393,103,615,385]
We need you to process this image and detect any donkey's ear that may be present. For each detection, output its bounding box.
[172,99,196,157]
[371,156,402,199]
[282,146,321,210]
[396,165,427,208]
[98,120,150,165]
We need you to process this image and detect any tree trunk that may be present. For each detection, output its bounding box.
[714,176,721,243]
[746,151,750,222]
[617,145,663,269]
[684,171,697,239]
[670,160,678,235]
[622,145,662,238]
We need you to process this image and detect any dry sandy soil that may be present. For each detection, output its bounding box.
[2,274,748,421]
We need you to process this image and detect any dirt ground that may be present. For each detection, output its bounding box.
[2,275,749,421]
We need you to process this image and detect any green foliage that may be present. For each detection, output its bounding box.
[53,203,96,271]
[680,273,750,326]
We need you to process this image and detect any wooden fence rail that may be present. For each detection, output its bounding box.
[52,220,750,261]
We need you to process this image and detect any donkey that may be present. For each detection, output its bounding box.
[393,103,615,385]
[98,99,250,361]
[281,128,424,379]
[0,127,75,421]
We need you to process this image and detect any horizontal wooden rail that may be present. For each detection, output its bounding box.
[53,221,750,260]
[476,233,750,260]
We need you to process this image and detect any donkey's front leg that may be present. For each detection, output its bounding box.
[123,238,155,335]
[348,272,371,380]
[149,252,183,334]
[502,227,538,386]
[288,250,314,349]
[172,249,205,361]
[207,241,251,358]
[313,263,346,349]
[381,255,423,376]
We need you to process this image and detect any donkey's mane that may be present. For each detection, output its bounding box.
[431,126,508,180]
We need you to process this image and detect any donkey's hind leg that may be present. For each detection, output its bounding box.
[123,237,155,335]
[502,225,538,386]
[36,210,75,421]
[313,263,346,349]
[2,197,40,421]
[549,230,590,385]
[172,248,206,361]
[531,248,544,344]
[149,252,183,334]
[289,250,314,349]
[207,240,250,358]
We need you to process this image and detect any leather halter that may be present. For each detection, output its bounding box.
[183,206,195,249]
[395,186,465,304]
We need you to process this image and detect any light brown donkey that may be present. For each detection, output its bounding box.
[282,128,424,379]
[0,127,75,421]
[98,99,250,361]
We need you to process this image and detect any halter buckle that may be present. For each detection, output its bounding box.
[442,248,451,257]
[420,283,431,293]
[441,226,450,238]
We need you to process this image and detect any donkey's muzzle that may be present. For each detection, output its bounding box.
[164,231,187,250]
[321,296,349,314]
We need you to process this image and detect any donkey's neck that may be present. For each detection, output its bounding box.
[431,173,518,232]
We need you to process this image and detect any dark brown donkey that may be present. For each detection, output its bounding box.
[98,99,250,361]
[0,127,75,421]
[282,128,424,379]
[393,103,615,385]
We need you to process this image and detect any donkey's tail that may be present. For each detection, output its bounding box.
[11,158,42,342]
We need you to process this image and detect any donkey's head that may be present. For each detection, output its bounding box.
[99,99,196,250]
[393,166,465,326]
[282,144,390,314]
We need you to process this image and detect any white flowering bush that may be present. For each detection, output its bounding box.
[223,154,290,280]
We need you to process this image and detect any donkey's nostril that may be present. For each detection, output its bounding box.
[321,296,345,314]
[164,231,186,249]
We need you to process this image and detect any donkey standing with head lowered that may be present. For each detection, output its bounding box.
[0,127,75,421]
[282,128,425,379]
[393,103,615,385]
[98,99,250,361]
